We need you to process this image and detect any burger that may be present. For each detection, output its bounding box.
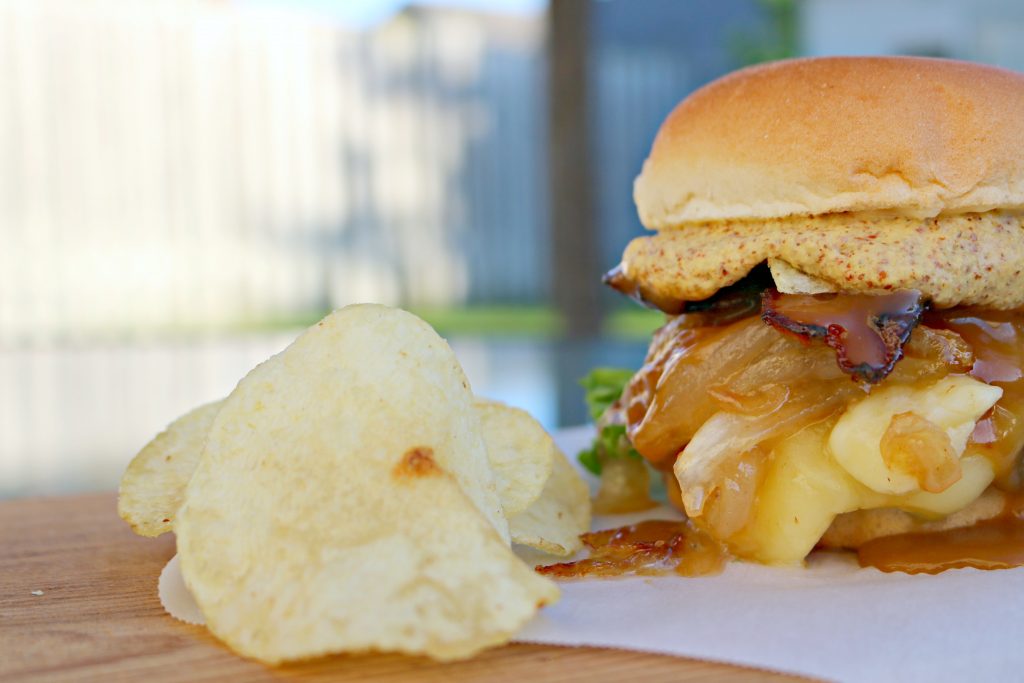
[589,56,1024,570]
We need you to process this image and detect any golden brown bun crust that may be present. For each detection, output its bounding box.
[634,57,1024,227]
[819,487,1007,550]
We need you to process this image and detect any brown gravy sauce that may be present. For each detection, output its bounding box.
[537,520,727,579]
[857,494,1024,574]
[857,519,1024,574]
[925,310,1024,384]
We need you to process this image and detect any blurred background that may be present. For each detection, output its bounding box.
[3,0,1024,499]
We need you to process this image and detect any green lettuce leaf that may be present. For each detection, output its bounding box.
[579,367,635,420]
[577,368,641,475]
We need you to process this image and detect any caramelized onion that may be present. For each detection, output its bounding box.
[622,316,782,467]
[721,336,847,391]
[537,520,727,579]
[700,446,767,540]
[642,322,975,522]
[674,380,861,516]
[887,327,974,384]
[881,412,962,494]
[601,283,1024,573]
[626,318,976,479]
[706,383,790,416]
[619,288,1024,537]
[926,309,1024,383]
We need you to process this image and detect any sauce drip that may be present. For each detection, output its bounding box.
[931,309,1024,486]
[536,520,727,579]
[762,289,923,383]
[925,310,1024,383]
[857,517,1024,574]
[590,454,658,514]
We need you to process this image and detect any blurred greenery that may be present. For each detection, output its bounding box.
[411,305,561,336]
[231,305,664,340]
[602,307,665,340]
[579,366,636,420]
[577,367,643,474]
[414,305,664,340]
[730,0,799,66]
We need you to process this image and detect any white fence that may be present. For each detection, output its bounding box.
[0,0,548,343]
[0,0,695,497]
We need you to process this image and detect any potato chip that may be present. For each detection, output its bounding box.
[473,399,590,556]
[117,400,223,537]
[767,257,837,295]
[119,399,583,543]
[474,399,552,516]
[175,305,556,663]
[509,444,591,557]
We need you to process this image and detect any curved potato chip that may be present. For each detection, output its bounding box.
[510,445,591,557]
[176,305,554,662]
[118,398,571,539]
[475,399,553,516]
[117,400,223,537]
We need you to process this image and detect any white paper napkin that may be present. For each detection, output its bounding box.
[160,425,1024,682]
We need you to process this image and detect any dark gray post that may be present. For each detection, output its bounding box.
[548,0,602,340]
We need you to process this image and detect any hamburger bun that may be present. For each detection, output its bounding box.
[618,57,1024,309]
[819,487,1008,550]
[634,56,1024,226]
[607,57,1024,568]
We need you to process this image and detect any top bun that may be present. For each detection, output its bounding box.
[634,57,1024,228]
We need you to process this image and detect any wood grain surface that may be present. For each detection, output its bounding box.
[0,493,806,682]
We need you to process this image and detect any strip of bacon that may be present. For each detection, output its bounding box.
[761,289,924,383]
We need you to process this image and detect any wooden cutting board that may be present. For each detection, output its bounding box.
[0,493,805,682]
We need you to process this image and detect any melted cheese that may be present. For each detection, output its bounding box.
[829,376,1001,495]
[726,376,1000,565]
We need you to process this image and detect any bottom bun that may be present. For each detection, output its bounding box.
[818,487,1007,550]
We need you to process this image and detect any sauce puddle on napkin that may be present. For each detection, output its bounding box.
[536,520,727,579]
